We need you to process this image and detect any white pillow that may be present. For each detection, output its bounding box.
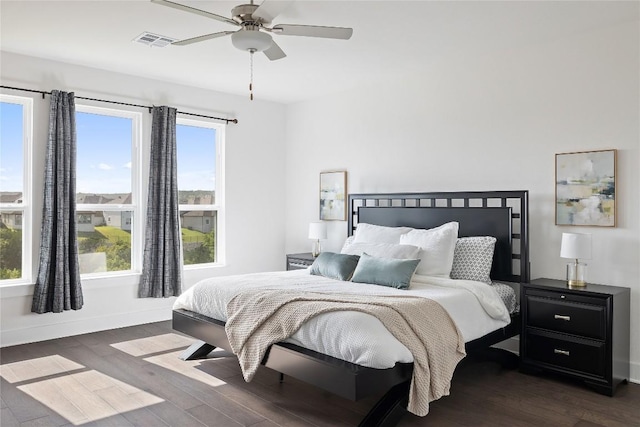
[399,222,459,277]
[353,223,414,244]
[341,242,421,259]
[340,235,356,253]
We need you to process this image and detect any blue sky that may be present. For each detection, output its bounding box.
[0,102,24,193]
[1,105,217,195]
[176,123,216,193]
[76,111,133,194]
[76,112,216,194]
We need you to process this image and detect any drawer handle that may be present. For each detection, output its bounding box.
[554,314,571,321]
[554,349,570,356]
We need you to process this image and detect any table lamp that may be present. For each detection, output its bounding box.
[308,222,327,257]
[560,232,591,287]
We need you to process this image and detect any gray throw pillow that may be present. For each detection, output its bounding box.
[351,253,420,289]
[309,252,360,281]
[450,236,497,284]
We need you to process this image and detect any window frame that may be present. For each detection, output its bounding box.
[176,117,225,268]
[0,94,33,286]
[75,104,142,278]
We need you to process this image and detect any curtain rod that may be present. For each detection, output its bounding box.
[0,85,238,125]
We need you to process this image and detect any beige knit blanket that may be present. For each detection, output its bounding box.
[225,290,466,416]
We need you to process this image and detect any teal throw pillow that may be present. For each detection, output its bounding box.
[309,252,360,281]
[351,253,420,289]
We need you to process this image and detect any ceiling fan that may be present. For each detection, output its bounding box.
[150,0,353,61]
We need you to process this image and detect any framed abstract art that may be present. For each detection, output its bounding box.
[319,171,347,221]
[556,149,616,227]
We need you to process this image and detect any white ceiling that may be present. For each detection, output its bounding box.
[0,1,636,104]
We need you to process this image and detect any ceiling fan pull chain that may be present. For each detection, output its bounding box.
[249,50,254,101]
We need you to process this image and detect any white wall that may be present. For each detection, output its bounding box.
[1,11,638,384]
[284,20,640,381]
[0,51,287,346]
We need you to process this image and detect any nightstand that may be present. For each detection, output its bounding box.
[520,278,630,396]
[286,252,316,270]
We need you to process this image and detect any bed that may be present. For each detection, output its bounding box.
[172,190,530,427]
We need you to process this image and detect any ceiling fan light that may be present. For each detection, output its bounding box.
[231,30,273,52]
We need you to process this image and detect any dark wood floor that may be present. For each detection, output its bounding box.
[1,321,638,427]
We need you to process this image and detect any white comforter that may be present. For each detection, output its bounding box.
[173,269,510,369]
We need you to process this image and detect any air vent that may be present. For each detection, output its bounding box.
[133,32,177,48]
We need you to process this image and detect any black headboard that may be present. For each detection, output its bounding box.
[347,191,529,283]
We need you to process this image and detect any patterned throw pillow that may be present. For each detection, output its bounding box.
[492,281,519,313]
[450,236,497,284]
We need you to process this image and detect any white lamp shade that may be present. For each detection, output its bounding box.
[308,222,327,240]
[560,232,592,260]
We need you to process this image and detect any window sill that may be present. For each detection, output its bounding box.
[183,262,226,271]
[0,282,35,298]
[0,265,226,300]
[0,273,142,299]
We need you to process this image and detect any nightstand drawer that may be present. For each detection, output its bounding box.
[524,330,606,378]
[286,253,316,271]
[526,295,606,340]
[288,261,312,270]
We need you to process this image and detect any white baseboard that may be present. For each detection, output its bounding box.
[630,361,640,385]
[0,307,172,347]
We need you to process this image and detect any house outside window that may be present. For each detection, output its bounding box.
[0,95,32,284]
[176,118,225,267]
[78,214,92,224]
[75,105,141,276]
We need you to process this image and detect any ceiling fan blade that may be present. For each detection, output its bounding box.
[150,0,239,27]
[263,40,286,61]
[252,0,294,23]
[272,24,353,40]
[172,31,235,46]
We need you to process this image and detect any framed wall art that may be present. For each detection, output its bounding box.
[319,171,347,221]
[556,149,616,227]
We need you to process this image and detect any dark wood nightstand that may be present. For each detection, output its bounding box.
[286,252,316,270]
[520,278,630,396]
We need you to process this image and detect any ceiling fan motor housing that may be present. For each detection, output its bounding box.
[232,4,268,24]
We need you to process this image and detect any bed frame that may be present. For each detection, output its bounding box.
[173,190,530,427]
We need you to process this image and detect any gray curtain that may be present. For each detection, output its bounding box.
[32,90,83,313]
[139,106,182,298]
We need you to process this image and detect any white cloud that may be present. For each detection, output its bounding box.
[76,177,130,194]
[98,163,113,171]
[177,170,215,191]
[123,162,132,169]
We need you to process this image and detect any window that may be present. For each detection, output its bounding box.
[78,214,92,224]
[176,118,224,266]
[0,95,32,283]
[75,105,140,276]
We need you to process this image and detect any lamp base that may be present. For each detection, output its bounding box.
[566,262,587,288]
[567,279,587,288]
[311,240,321,257]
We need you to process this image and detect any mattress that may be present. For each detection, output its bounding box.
[173,269,511,369]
